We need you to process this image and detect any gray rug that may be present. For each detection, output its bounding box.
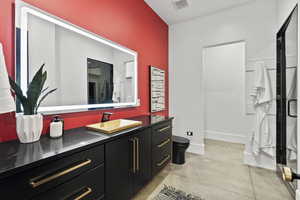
[153,185,204,200]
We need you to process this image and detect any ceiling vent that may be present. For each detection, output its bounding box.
[172,0,189,10]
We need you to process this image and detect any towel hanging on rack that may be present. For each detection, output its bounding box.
[287,69,297,160]
[0,43,15,114]
[250,61,275,157]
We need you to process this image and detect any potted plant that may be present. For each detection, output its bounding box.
[9,64,57,143]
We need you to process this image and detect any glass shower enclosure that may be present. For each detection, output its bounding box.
[276,5,298,195]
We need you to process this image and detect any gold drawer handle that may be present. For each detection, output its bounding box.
[158,126,171,132]
[157,155,170,167]
[30,159,92,188]
[131,138,137,173]
[157,138,171,148]
[74,187,92,200]
[136,137,140,171]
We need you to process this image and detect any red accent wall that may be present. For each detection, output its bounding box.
[0,0,169,142]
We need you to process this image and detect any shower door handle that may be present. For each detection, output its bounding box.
[288,99,297,118]
[282,167,300,182]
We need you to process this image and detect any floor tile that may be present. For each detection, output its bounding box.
[250,167,293,200]
[169,159,253,197]
[203,139,245,165]
[133,139,293,200]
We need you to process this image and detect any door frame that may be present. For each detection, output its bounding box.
[279,0,300,200]
[276,4,300,200]
[201,40,246,141]
[276,6,298,198]
[297,2,300,199]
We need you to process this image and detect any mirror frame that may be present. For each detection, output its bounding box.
[15,0,139,114]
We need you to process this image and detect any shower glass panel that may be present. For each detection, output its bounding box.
[285,7,298,190]
[276,6,298,193]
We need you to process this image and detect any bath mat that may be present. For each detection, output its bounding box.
[153,185,204,200]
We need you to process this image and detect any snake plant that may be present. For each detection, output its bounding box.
[9,64,57,115]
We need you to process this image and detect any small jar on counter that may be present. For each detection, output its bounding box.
[50,115,64,138]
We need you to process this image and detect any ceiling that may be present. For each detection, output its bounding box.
[144,0,254,25]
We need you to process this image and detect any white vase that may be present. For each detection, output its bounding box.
[16,114,43,143]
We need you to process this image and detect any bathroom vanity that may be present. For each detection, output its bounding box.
[6,3,172,199]
[0,115,173,200]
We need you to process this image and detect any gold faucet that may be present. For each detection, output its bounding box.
[101,112,113,122]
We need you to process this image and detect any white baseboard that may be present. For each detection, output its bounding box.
[187,143,205,155]
[243,151,276,170]
[205,130,246,144]
[296,189,300,200]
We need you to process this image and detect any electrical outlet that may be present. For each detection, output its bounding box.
[186,131,193,136]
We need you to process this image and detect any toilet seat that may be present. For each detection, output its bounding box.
[173,136,190,148]
[173,135,189,143]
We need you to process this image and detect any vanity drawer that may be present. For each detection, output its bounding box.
[0,144,104,200]
[152,137,172,160]
[32,164,105,200]
[152,121,172,145]
[152,153,171,176]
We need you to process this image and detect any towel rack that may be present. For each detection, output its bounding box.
[245,66,297,72]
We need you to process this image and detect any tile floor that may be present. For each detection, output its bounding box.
[133,139,294,200]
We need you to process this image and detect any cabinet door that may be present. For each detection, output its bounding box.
[132,128,151,195]
[105,128,152,200]
[105,136,131,200]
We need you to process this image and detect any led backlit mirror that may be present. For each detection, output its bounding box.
[15,0,138,114]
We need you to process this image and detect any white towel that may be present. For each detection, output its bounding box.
[287,122,297,160]
[287,70,297,160]
[0,43,15,114]
[250,61,273,105]
[112,82,121,103]
[250,61,274,157]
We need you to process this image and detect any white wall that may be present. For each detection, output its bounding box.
[203,42,249,144]
[169,0,278,158]
[278,0,298,29]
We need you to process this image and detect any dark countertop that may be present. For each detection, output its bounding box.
[0,115,173,179]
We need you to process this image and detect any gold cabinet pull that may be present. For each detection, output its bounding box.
[158,126,171,132]
[30,159,92,188]
[157,155,170,167]
[157,138,170,148]
[136,137,140,171]
[74,187,92,200]
[131,138,136,173]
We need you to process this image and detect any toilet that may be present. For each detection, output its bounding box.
[172,136,190,164]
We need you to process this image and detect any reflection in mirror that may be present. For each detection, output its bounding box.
[16,1,138,114]
[87,58,114,105]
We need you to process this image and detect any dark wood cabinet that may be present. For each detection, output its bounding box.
[151,121,172,176]
[106,128,152,200]
[0,116,173,200]
[105,135,131,200]
[131,128,151,195]
[32,165,105,200]
[0,145,105,200]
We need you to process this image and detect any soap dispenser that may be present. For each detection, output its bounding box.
[50,115,64,138]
